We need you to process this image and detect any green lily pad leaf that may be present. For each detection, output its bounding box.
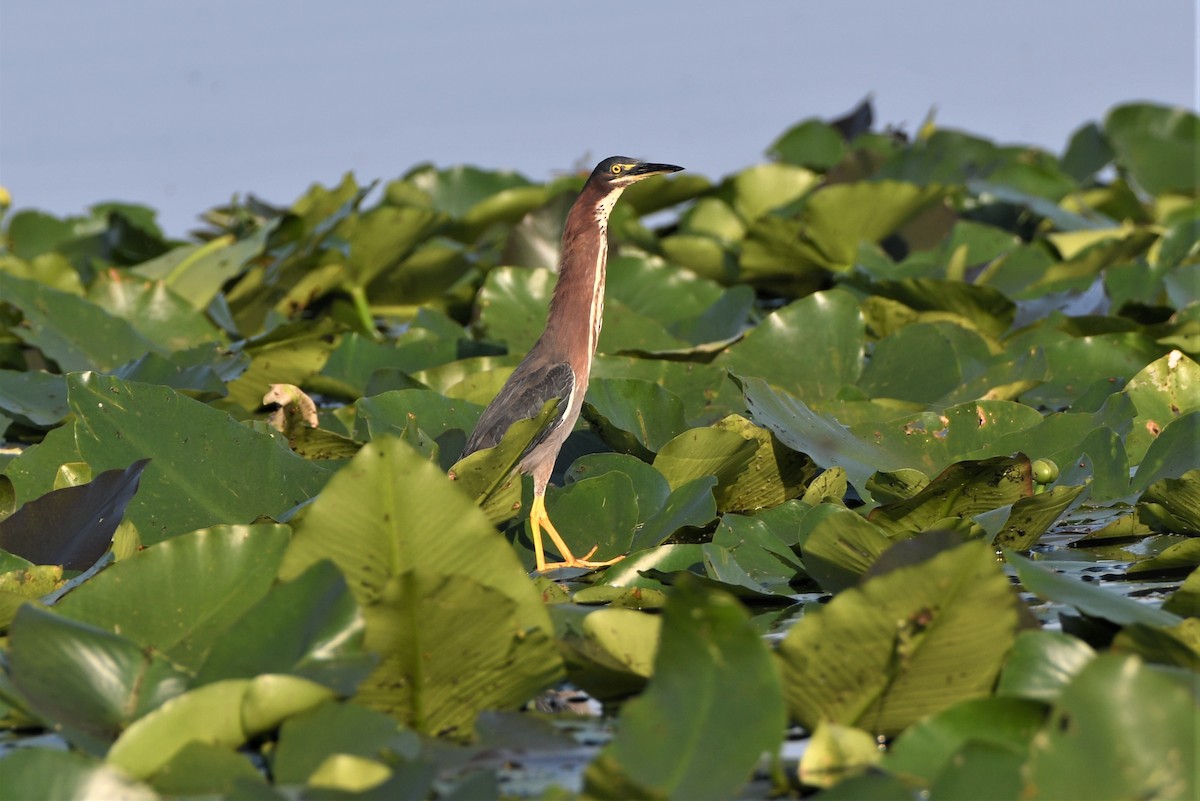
[106,675,331,780]
[857,321,993,404]
[597,299,693,355]
[0,749,157,801]
[148,741,265,797]
[354,388,483,442]
[727,163,820,220]
[474,266,553,353]
[133,226,270,310]
[340,205,444,287]
[742,378,896,500]
[273,701,422,787]
[7,605,189,753]
[1025,330,1165,409]
[1023,653,1197,801]
[652,426,758,494]
[864,277,1017,338]
[883,696,1046,785]
[314,333,421,399]
[865,468,930,505]
[1126,537,1200,575]
[1123,350,1200,464]
[769,118,846,170]
[0,368,68,428]
[605,256,723,328]
[564,607,661,698]
[0,272,158,371]
[1112,620,1200,670]
[622,173,711,217]
[1006,551,1182,628]
[711,414,818,513]
[195,560,370,692]
[241,673,337,735]
[779,536,1020,736]
[1104,102,1199,197]
[591,356,744,427]
[802,504,894,592]
[996,629,1096,703]
[867,455,1033,537]
[994,484,1086,550]
[715,289,865,403]
[224,319,343,411]
[309,754,395,793]
[798,722,881,789]
[536,471,638,567]
[597,543,708,590]
[1130,412,1200,494]
[0,458,148,571]
[802,466,848,505]
[88,274,223,352]
[278,437,562,737]
[583,579,784,801]
[927,739,1028,800]
[673,285,757,346]
[1138,467,1200,537]
[406,163,531,218]
[1163,566,1200,617]
[804,181,946,269]
[4,373,329,544]
[55,524,291,672]
[743,378,1046,504]
[583,377,688,456]
[111,351,232,400]
[565,452,670,523]
[700,543,794,600]
[630,476,718,552]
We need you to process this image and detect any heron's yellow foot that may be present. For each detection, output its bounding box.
[529,495,625,573]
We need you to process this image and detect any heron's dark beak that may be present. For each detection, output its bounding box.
[628,162,684,178]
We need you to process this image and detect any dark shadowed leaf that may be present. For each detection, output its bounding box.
[0,459,147,570]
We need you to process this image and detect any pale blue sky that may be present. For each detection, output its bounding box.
[1,0,1195,237]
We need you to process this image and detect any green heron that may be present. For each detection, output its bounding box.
[462,156,684,572]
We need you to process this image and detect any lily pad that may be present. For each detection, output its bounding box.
[278,437,562,737]
[583,579,784,801]
[778,536,1020,735]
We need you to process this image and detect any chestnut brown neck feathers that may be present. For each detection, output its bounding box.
[541,179,624,367]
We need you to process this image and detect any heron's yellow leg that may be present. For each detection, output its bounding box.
[529,495,625,573]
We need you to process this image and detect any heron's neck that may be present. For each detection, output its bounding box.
[545,184,624,364]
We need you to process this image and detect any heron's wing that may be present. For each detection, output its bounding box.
[462,361,575,457]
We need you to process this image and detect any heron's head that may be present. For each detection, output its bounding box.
[588,157,683,189]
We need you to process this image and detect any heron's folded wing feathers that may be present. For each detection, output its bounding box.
[461,361,575,457]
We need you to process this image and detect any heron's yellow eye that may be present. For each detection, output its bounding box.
[610,164,623,175]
